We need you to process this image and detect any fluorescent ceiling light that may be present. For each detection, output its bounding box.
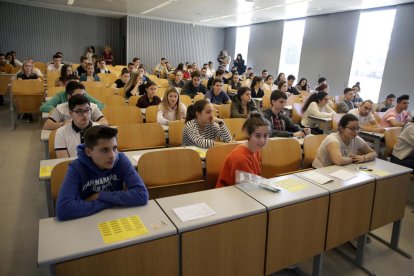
[141,0,177,15]
[67,0,75,5]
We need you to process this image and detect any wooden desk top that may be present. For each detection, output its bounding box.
[344,158,413,180]
[295,165,375,193]
[236,174,328,210]
[156,186,266,233]
[38,201,177,266]
[309,115,332,122]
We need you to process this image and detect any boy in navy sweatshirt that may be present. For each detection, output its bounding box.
[56,126,149,220]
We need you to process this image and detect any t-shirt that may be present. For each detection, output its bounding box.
[380,108,410,127]
[205,90,230,105]
[49,102,104,123]
[54,121,96,157]
[216,145,261,188]
[348,108,375,126]
[312,132,368,168]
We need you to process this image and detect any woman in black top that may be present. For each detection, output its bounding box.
[250,76,264,98]
[233,53,246,75]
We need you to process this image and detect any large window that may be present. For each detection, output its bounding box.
[234,26,251,64]
[348,9,396,101]
[278,19,305,79]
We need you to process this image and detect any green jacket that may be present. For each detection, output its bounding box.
[40,91,105,113]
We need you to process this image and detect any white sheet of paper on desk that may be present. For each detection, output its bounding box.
[172,202,216,222]
[301,171,333,184]
[132,155,141,162]
[329,169,357,181]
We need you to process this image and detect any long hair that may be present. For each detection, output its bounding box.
[124,71,142,93]
[302,91,328,112]
[185,100,209,123]
[159,86,185,120]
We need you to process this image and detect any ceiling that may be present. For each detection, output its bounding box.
[3,0,414,27]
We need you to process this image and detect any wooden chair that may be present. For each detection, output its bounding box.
[11,79,45,115]
[116,87,125,98]
[180,94,193,107]
[292,103,303,124]
[222,84,228,93]
[33,62,46,74]
[82,81,107,91]
[262,94,271,109]
[48,129,58,159]
[218,103,231,119]
[302,134,328,169]
[201,79,208,89]
[117,123,166,151]
[138,148,205,199]
[128,95,140,106]
[193,94,205,102]
[85,87,114,102]
[46,71,60,88]
[157,78,169,88]
[50,160,71,215]
[286,95,301,106]
[115,65,127,71]
[205,143,239,189]
[383,127,402,158]
[240,79,251,88]
[145,105,159,123]
[168,120,185,146]
[103,95,127,106]
[156,87,166,99]
[147,74,159,84]
[102,106,143,125]
[0,74,13,97]
[264,89,272,97]
[47,86,65,97]
[223,118,247,141]
[261,139,302,178]
[97,73,118,87]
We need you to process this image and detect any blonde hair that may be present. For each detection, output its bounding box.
[159,86,185,120]
[124,71,143,93]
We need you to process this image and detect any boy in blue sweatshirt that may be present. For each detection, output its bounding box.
[56,126,149,220]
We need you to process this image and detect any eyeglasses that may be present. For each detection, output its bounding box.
[345,127,361,132]
[72,108,92,116]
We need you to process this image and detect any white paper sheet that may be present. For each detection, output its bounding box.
[172,202,216,222]
[329,169,357,181]
[132,155,141,163]
[300,171,333,184]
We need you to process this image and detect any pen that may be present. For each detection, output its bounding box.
[259,183,281,193]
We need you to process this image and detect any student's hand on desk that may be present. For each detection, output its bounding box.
[293,131,305,138]
[350,154,365,163]
[86,193,99,201]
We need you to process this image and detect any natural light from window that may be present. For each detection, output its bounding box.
[348,9,396,102]
[278,19,305,79]
[234,26,251,65]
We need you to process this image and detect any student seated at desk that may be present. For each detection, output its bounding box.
[391,119,414,169]
[336,88,355,114]
[79,63,100,82]
[56,126,149,220]
[181,70,207,99]
[376,93,395,112]
[263,90,310,138]
[136,81,161,108]
[205,78,232,109]
[216,113,270,187]
[348,100,384,133]
[43,82,108,130]
[40,80,104,113]
[156,86,187,125]
[182,100,232,148]
[380,94,411,127]
[312,114,376,168]
[230,87,259,118]
[54,95,97,158]
[227,73,241,93]
[250,76,265,98]
[301,91,336,135]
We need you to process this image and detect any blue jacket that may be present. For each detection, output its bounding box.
[56,144,148,221]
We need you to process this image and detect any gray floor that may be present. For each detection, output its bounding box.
[0,102,413,276]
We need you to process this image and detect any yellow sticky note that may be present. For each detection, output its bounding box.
[365,168,390,177]
[188,147,207,159]
[274,178,309,192]
[98,215,148,244]
[39,166,53,178]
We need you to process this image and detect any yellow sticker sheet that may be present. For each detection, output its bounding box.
[187,147,207,159]
[39,166,53,178]
[274,178,309,193]
[98,215,148,244]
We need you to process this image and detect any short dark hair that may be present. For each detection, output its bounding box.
[68,94,90,110]
[338,114,359,130]
[397,94,409,103]
[80,56,88,62]
[191,70,201,78]
[270,90,287,104]
[318,77,327,84]
[0,53,4,57]
[65,81,85,96]
[343,88,353,94]
[212,77,223,86]
[84,126,118,149]
[53,54,61,60]
[215,68,225,76]
[236,87,251,100]
[386,93,396,100]
[132,57,140,62]
[127,62,134,67]
[287,75,296,81]
[242,113,270,137]
[262,69,267,74]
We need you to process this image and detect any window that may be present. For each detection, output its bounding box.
[348,9,396,101]
[278,19,305,79]
[234,26,251,64]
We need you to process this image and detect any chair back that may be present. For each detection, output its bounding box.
[261,139,302,178]
[128,95,140,106]
[218,103,231,119]
[47,86,65,97]
[97,73,118,87]
[180,94,193,107]
[240,79,251,88]
[0,74,13,96]
[201,79,208,88]
[145,105,159,123]
[138,148,204,199]
[332,113,345,132]
[156,87,166,99]
[286,95,301,106]
[147,75,159,84]
[33,62,46,74]
[51,160,71,213]
[302,134,328,168]
[373,112,385,123]
[12,79,45,113]
[102,106,143,125]
[48,129,58,159]
[223,118,247,141]
[117,87,125,98]
[168,120,185,146]
[103,95,127,106]
[205,144,239,189]
[46,71,60,88]
[292,103,303,124]
[117,123,166,151]
[85,87,114,102]
[82,81,107,91]
[383,127,402,158]
[193,94,205,102]
[157,79,169,88]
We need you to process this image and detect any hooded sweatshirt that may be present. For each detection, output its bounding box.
[56,144,148,221]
